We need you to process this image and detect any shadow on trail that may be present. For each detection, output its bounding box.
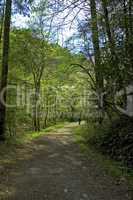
[0,124,131,200]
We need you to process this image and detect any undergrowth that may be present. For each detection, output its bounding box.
[72,121,133,189]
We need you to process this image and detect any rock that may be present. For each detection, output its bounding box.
[82,193,88,198]
[0,166,4,173]
[115,177,127,185]
[64,188,68,193]
[44,194,48,198]
[82,166,87,170]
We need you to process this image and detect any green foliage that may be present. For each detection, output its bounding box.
[4,28,87,135]
[73,116,133,169]
[0,0,132,184]
[73,123,133,188]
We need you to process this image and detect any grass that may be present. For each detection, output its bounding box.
[6,122,68,144]
[22,122,67,142]
[72,124,133,189]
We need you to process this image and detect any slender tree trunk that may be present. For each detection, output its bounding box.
[90,0,104,122]
[123,0,130,57]
[123,0,133,70]
[33,85,40,131]
[129,0,133,36]
[128,0,133,69]
[0,0,12,141]
[101,0,118,105]
[43,97,49,128]
[0,2,5,43]
[101,0,116,58]
[54,96,57,124]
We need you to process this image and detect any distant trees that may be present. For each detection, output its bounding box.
[20,34,51,131]
[6,29,85,133]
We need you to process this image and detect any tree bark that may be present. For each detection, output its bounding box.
[128,0,133,69]
[43,97,49,128]
[33,84,40,131]
[0,2,5,43]
[0,0,12,141]
[101,0,116,58]
[129,0,133,36]
[123,0,130,57]
[90,0,104,121]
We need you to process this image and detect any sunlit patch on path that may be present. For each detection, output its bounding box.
[0,123,131,200]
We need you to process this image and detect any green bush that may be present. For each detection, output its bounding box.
[77,116,133,168]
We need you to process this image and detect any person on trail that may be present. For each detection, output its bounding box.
[78,116,81,125]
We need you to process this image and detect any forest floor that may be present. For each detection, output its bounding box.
[0,123,132,200]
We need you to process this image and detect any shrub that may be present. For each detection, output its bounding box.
[83,116,133,168]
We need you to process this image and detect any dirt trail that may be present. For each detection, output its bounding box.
[0,123,131,200]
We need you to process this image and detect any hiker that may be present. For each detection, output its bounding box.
[78,116,81,125]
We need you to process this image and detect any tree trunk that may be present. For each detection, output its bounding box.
[101,0,116,59]
[43,98,49,128]
[54,96,57,124]
[0,0,12,141]
[33,85,40,132]
[129,0,133,36]
[0,2,5,43]
[101,0,118,109]
[123,0,130,59]
[90,0,104,121]
[128,0,133,70]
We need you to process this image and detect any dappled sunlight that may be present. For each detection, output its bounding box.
[0,184,16,200]
[0,123,131,199]
[0,0,132,198]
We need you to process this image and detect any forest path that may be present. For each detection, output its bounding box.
[0,123,131,200]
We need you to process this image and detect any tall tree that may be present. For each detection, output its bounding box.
[0,0,12,141]
[0,0,5,43]
[101,0,116,58]
[90,0,104,122]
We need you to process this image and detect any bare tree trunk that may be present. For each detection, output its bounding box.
[0,0,12,141]
[43,97,49,128]
[54,96,57,124]
[0,2,5,43]
[101,0,116,58]
[129,0,133,36]
[122,0,133,70]
[33,85,40,132]
[128,0,133,69]
[90,0,104,122]
[123,0,130,58]
[101,0,117,111]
